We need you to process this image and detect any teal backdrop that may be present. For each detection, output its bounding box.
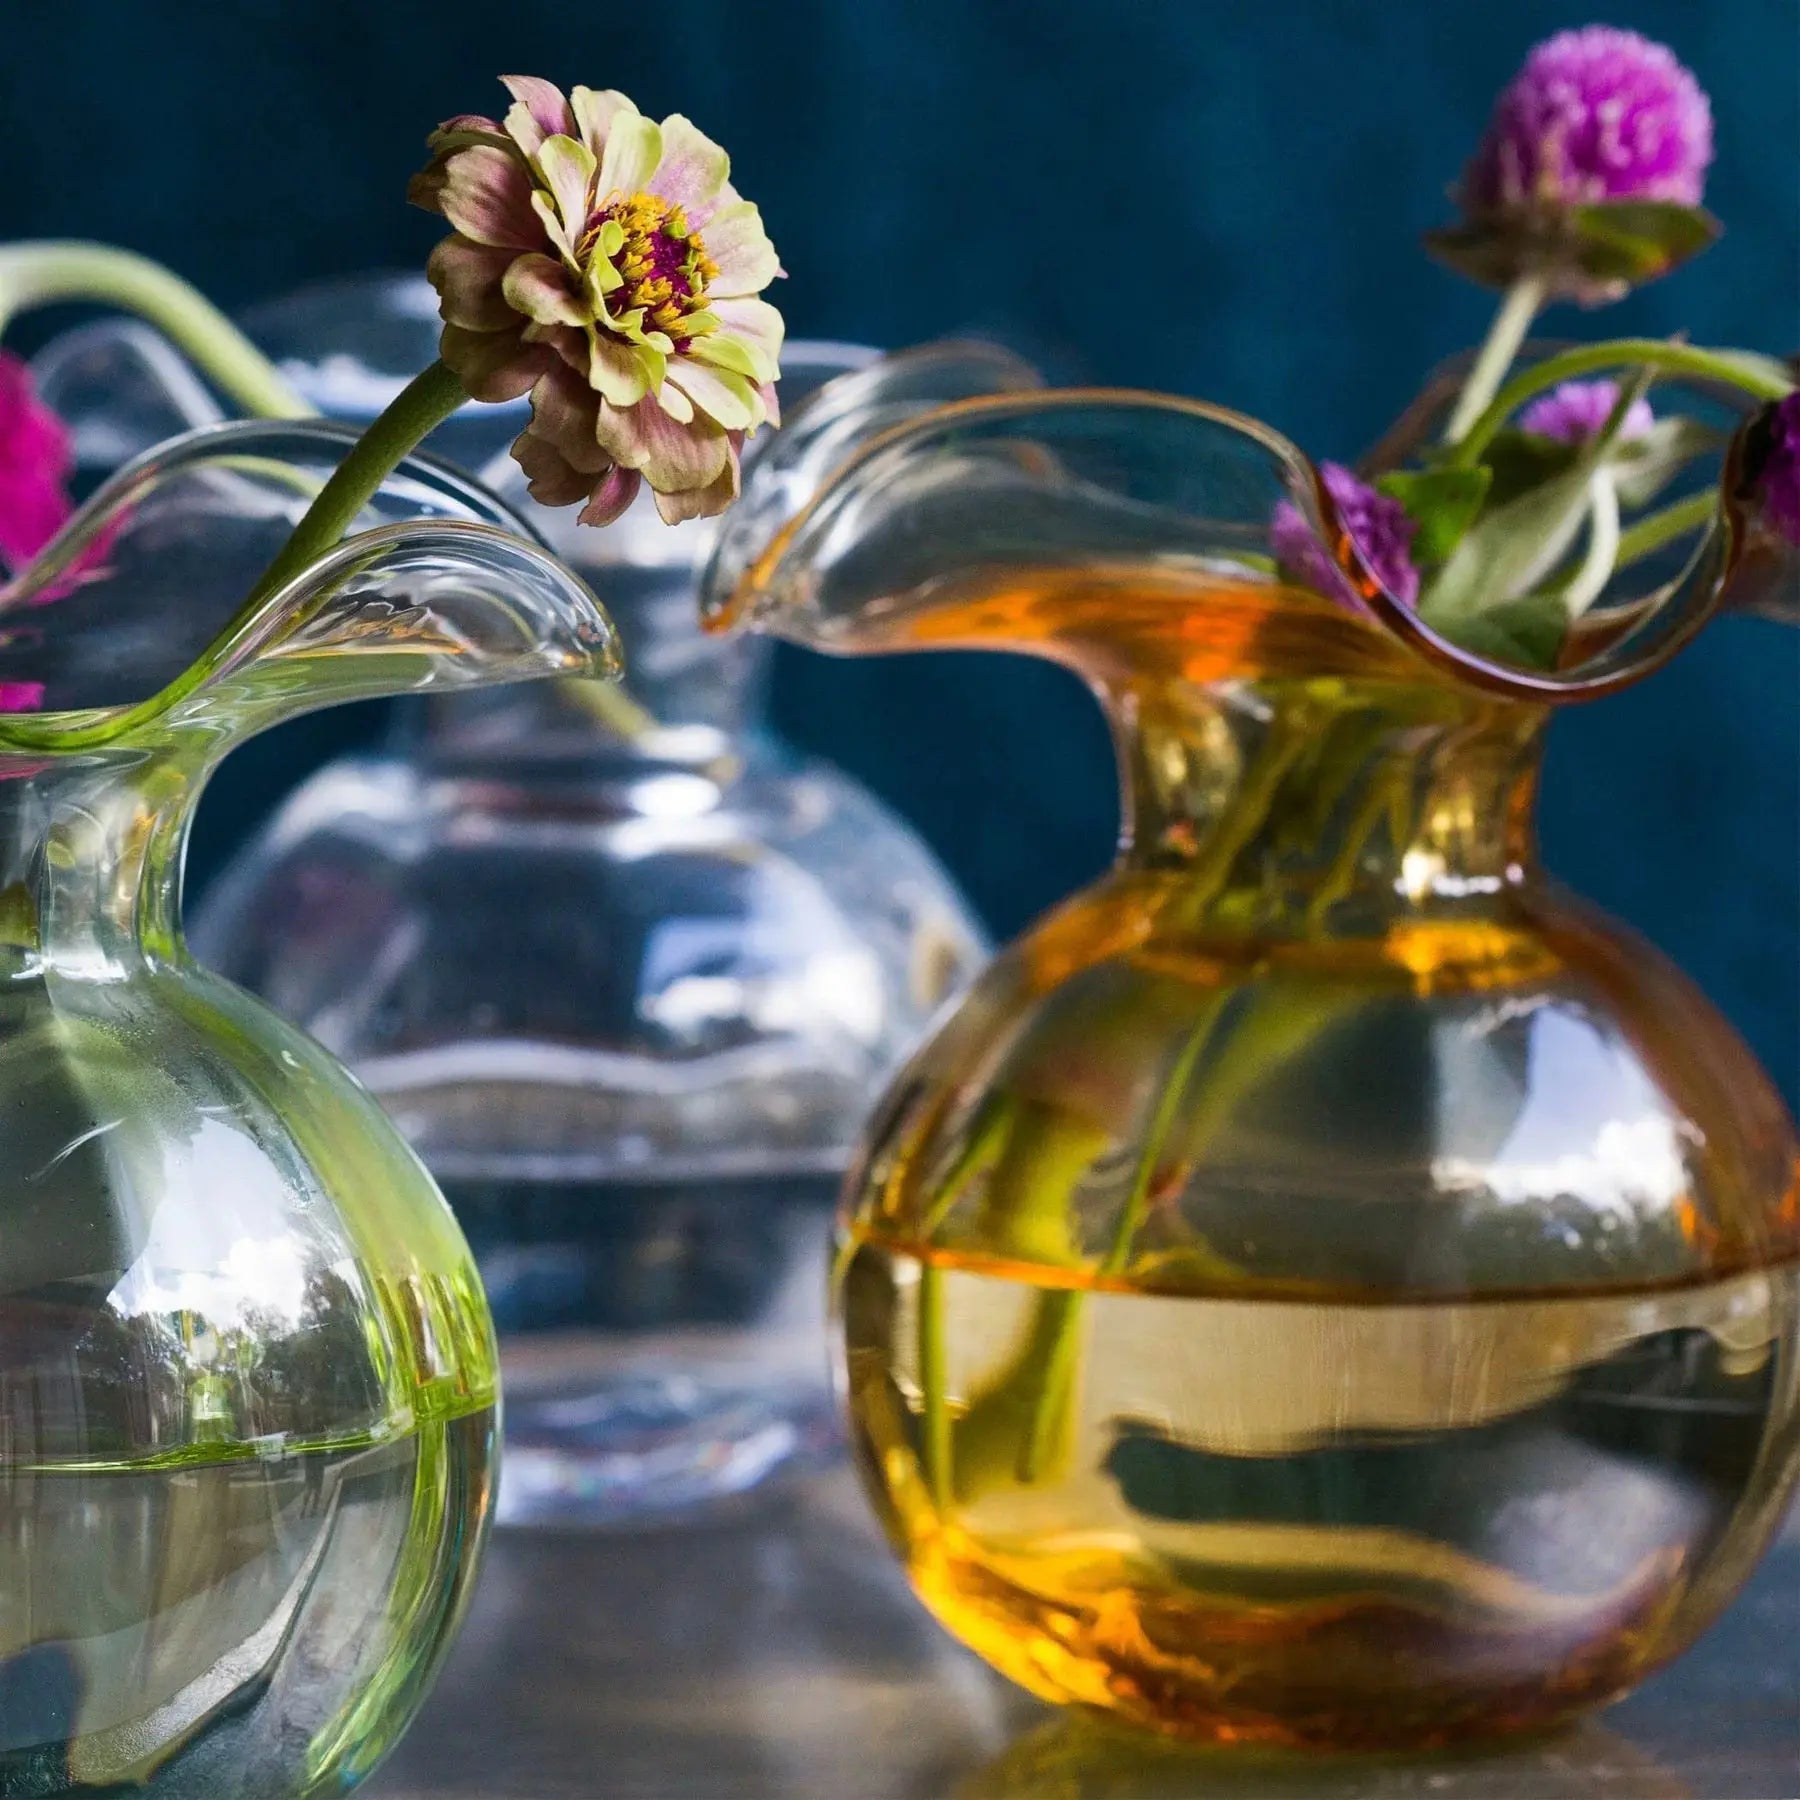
[0,0,1794,1098]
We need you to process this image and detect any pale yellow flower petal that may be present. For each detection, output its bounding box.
[700,201,779,298]
[535,135,596,237]
[665,360,756,430]
[571,87,638,161]
[502,252,588,328]
[650,114,731,213]
[587,333,652,407]
[597,112,662,201]
[708,297,784,381]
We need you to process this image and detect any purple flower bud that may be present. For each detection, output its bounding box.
[1465,27,1713,213]
[1272,463,1420,610]
[1746,392,1800,549]
[1519,379,1655,445]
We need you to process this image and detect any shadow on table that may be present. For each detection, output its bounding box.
[957,1714,1690,1800]
[368,1478,1795,1799]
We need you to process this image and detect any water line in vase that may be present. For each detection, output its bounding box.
[909,674,1547,1506]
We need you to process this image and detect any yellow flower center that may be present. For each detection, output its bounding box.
[584,192,718,348]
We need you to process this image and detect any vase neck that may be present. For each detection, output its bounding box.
[1107,673,1547,934]
[0,745,199,979]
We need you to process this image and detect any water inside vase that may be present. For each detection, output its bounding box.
[0,1404,494,1795]
[435,1161,843,1526]
[843,1241,1798,1750]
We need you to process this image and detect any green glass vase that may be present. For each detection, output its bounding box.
[0,420,617,1794]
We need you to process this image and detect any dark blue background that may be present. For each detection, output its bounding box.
[1,1,1793,1097]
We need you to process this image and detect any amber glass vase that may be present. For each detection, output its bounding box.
[702,391,1800,1750]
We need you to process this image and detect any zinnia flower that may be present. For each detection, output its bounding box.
[1271,464,1420,610]
[1519,378,1655,445]
[1465,27,1713,212]
[410,77,784,525]
[0,352,75,574]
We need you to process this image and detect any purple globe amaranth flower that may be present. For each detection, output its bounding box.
[1745,392,1800,548]
[1272,463,1420,611]
[1466,27,1713,212]
[0,682,45,713]
[1519,378,1655,445]
[0,351,76,575]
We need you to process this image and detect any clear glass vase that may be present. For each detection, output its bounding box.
[0,418,616,1791]
[703,388,1800,1748]
[37,279,1011,1526]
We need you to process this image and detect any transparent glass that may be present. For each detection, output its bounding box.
[703,391,1800,1749]
[0,419,616,1793]
[40,281,1014,1525]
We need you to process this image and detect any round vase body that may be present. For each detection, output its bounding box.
[2,962,498,1795]
[834,596,1800,1749]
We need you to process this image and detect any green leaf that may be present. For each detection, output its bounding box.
[1377,465,1492,565]
[1425,201,1720,303]
[1569,201,1721,288]
[1419,461,1597,628]
[1431,592,1568,671]
[1482,428,1580,508]
[1611,416,1723,510]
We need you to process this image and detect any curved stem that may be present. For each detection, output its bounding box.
[1443,276,1546,445]
[1451,341,1794,469]
[554,674,660,740]
[1613,490,1718,571]
[1559,474,1621,622]
[0,242,310,420]
[246,361,469,611]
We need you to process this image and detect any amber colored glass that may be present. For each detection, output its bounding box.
[704,392,1800,1751]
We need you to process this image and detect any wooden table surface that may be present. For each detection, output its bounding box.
[368,1472,1800,1800]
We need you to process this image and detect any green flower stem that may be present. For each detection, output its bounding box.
[1444,275,1547,445]
[1304,761,1409,932]
[247,361,470,611]
[1450,341,1794,470]
[914,1098,1015,1507]
[918,1261,953,1510]
[555,675,660,740]
[1612,490,1719,570]
[1559,473,1621,621]
[1099,996,1231,1282]
[1009,993,1235,1483]
[0,241,309,419]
